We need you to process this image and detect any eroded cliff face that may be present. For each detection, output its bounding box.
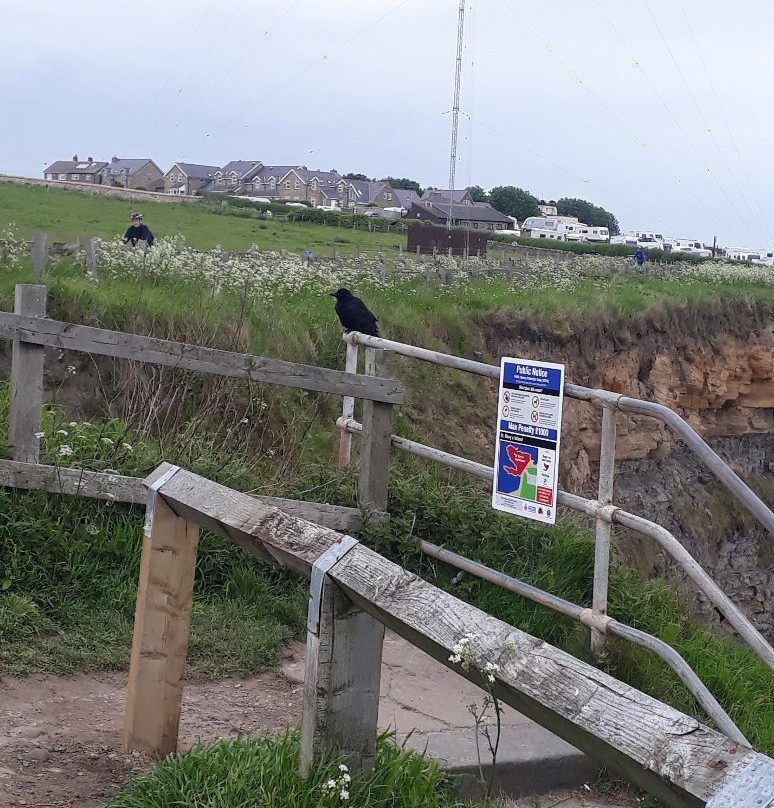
[481,304,773,639]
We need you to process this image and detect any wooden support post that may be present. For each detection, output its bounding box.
[31,233,49,279]
[300,571,384,775]
[124,492,199,758]
[9,285,47,463]
[358,348,393,513]
[338,342,359,468]
[85,237,97,281]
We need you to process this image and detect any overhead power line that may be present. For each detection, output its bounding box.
[497,0,741,241]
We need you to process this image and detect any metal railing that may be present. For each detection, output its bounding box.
[336,331,774,739]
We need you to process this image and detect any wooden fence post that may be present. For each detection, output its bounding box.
[358,349,393,514]
[31,232,49,280]
[124,488,199,758]
[85,237,97,281]
[9,284,47,463]
[300,559,384,775]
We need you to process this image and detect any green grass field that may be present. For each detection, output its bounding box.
[0,182,771,805]
[0,180,404,255]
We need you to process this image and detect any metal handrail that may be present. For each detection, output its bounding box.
[417,538,749,745]
[343,332,774,534]
[337,415,774,674]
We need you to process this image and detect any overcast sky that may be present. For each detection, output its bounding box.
[2,0,772,248]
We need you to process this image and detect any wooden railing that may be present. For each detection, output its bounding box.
[0,283,401,529]
[126,462,774,808]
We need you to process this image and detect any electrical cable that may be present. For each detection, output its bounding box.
[497,0,740,240]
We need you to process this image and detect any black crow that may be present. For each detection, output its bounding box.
[330,288,380,337]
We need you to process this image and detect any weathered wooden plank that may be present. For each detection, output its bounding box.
[9,285,47,463]
[123,494,199,757]
[358,349,393,513]
[0,460,144,503]
[0,460,387,531]
[149,464,342,578]
[0,312,404,404]
[328,544,762,808]
[300,576,384,774]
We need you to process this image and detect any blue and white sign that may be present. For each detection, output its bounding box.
[492,357,565,525]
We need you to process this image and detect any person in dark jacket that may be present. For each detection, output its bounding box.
[123,212,155,247]
[634,247,646,266]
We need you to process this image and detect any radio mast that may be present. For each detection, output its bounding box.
[447,0,466,230]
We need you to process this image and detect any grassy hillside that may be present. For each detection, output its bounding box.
[0,187,772,755]
[0,180,404,255]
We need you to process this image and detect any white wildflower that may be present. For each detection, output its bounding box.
[338,764,348,772]
[449,653,462,664]
[122,443,133,452]
[339,789,349,801]
[69,421,78,427]
[240,417,249,424]
[56,429,69,436]
[59,445,73,456]
[325,779,337,790]
[341,773,351,783]
[86,525,99,536]
[101,437,114,445]
[34,431,45,439]
[66,365,77,375]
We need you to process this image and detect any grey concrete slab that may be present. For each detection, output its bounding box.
[281,630,601,798]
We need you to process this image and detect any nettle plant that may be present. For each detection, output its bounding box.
[449,632,514,802]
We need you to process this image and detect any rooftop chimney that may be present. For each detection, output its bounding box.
[72,154,78,162]
[112,156,118,163]
[87,156,93,162]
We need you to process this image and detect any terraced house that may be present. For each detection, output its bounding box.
[163,162,220,195]
[101,157,164,191]
[43,155,108,183]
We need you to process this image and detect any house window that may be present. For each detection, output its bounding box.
[472,222,478,229]
[487,223,494,230]
[59,174,66,180]
[270,179,276,189]
[285,181,291,189]
[72,174,80,180]
[384,192,392,200]
[294,180,300,189]
[177,174,183,182]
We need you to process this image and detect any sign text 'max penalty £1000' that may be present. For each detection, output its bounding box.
[492,357,565,525]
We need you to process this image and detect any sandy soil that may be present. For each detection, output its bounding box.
[0,663,303,808]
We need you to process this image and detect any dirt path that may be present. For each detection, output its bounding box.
[0,661,303,808]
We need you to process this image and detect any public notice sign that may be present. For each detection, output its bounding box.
[492,357,565,525]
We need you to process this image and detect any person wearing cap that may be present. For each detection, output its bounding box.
[123,213,155,247]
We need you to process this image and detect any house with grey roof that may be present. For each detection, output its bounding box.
[101,157,164,191]
[213,160,263,190]
[164,162,220,195]
[405,199,513,231]
[43,155,108,184]
[420,188,475,206]
[394,189,421,210]
[239,164,298,198]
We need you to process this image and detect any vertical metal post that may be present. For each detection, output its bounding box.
[338,341,359,468]
[591,405,617,655]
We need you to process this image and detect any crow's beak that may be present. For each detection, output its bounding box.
[329,292,336,297]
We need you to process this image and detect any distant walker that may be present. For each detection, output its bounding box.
[330,288,379,337]
[123,212,155,247]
